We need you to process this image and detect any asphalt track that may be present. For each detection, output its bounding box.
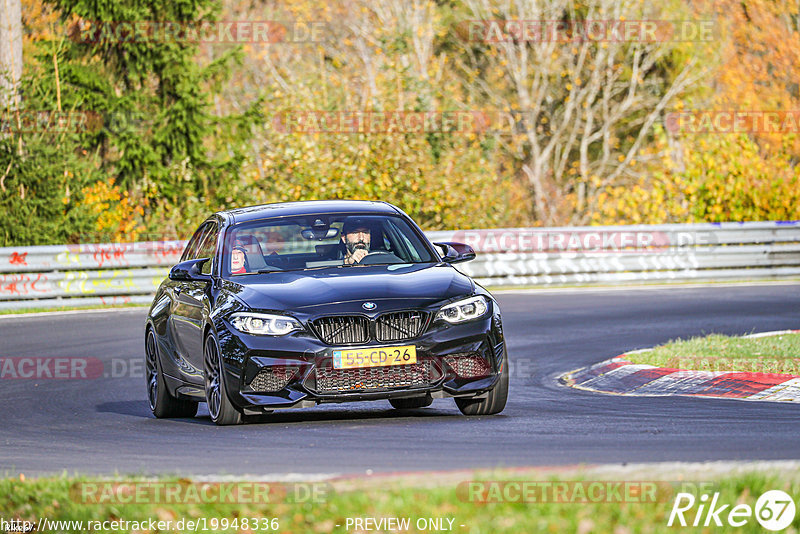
[1,283,799,477]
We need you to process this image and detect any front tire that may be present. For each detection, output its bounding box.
[204,333,242,426]
[455,354,509,416]
[145,329,198,418]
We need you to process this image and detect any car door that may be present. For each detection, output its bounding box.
[171,222,217,378]
[162,222,208,374]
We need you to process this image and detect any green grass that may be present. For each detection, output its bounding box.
[625,333,800,374]
[1,470,799,533]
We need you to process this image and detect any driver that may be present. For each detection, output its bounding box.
[342,219,372,265]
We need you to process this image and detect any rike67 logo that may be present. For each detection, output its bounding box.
[668,490,796,531]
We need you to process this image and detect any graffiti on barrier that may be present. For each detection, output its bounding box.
[56,249,82,267]
[9,252,28,266]
[92,245,129,268]
[59,270,138,294]
[0,273,48,295]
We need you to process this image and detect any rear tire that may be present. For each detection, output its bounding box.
[389,396,433,410]
[145,329,198,418]
[455,354,509,416]
[204,333,242,426]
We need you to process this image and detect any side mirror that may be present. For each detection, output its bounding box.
[169,258,212,282]
[434,242,476,264]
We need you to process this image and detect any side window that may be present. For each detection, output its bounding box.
[196,225,219,275]
[180,224,211,262]
[387,220,422,262]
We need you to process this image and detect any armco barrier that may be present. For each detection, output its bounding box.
[0,222,798,310]
[426,221,800,286]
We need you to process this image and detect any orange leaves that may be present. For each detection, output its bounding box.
[592,1,800,226]
[711,0,800,154]
[80,179,145,241]
[593,130,800,225]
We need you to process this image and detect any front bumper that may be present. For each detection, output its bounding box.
[216,313,505,413]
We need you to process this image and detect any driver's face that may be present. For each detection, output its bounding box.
[231,249,246,271]
[344,227,370,253]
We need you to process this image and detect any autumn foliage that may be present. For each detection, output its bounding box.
[594,0,800,224]
[1,0,799,246]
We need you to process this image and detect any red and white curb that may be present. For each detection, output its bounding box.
[560,330,800,403]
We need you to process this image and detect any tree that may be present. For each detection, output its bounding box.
[593,127,800,224]
[0,0,102,246]
[218,0,531,230]
[0,0,22,109]
[44,0,262,237]
[0,0,262,245]
[453,0,708,225]
[710,0,800,156]
[593,0,800,224]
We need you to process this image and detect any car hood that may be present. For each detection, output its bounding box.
[223,263,474,311]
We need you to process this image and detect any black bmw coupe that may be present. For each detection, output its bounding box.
[145,200,509,424]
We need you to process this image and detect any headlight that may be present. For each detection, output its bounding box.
[229,313,303,336]
[435,295,488,324]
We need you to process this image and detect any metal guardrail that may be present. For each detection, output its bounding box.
[0,222,798,310]
[0,242,184,309]
[426,221,800,285]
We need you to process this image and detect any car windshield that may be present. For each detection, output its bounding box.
[221,213,436,276]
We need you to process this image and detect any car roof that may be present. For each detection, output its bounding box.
[218,200,401,224]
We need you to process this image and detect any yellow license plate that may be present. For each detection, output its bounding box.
[333,345,417,369]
